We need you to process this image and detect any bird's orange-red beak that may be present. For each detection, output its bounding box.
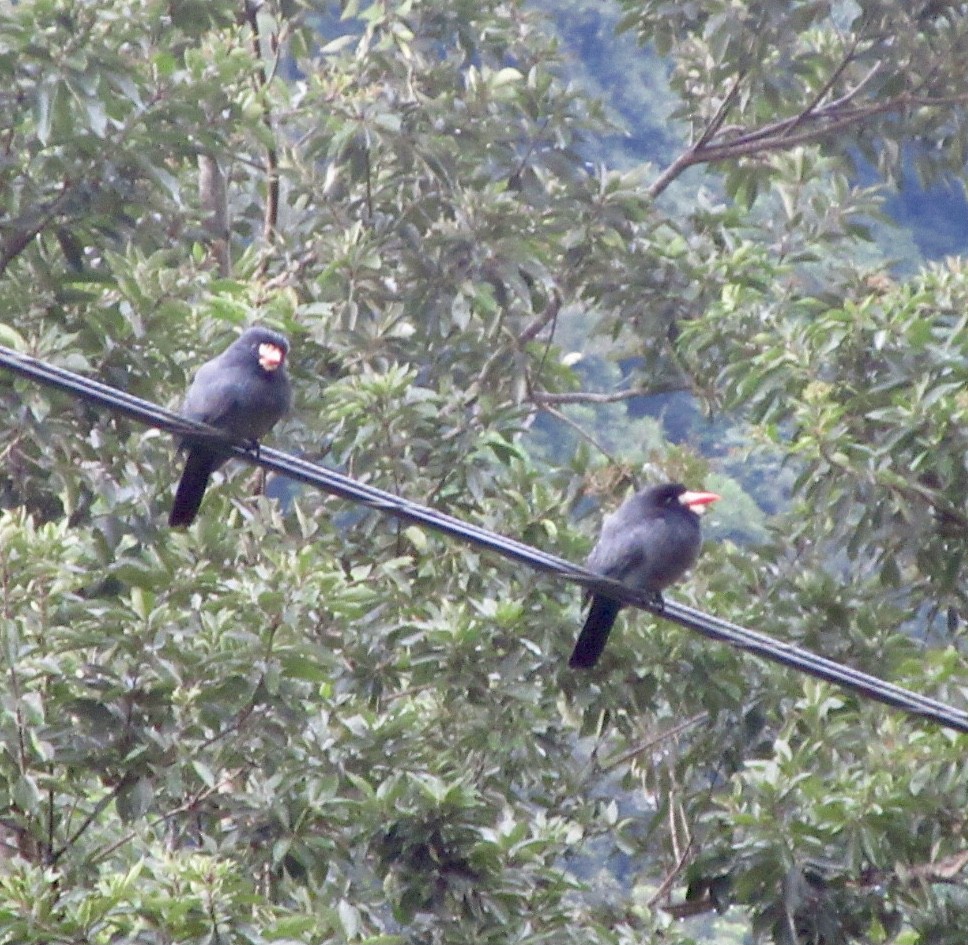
[679,490,721,513]
[259,343,285,371]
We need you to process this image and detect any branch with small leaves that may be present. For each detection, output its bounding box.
[649,51,968,198]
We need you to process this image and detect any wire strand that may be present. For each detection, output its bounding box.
[2,344,967,734]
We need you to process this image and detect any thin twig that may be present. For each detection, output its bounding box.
[519,288,562,346]
[475,290,562,394]
[648,834,692,908]
[650,86,968,197]
[601,713,708,771]
[532,383,684,405]
[783,39,861,138]
[536,402,624,467]
[510,116,551,185]
[525,287,563,396]
[87,771,246,868]
[0,183,76,277]
[48,772,138,865]
[695,70,746,150]
[243,0,280,258]
[823,61,882,112]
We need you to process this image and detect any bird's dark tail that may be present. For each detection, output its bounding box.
[569,596,622,669]
[169,449,218,527]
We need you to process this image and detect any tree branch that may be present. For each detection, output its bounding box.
[199,154,231,276]
[662,848,968,920]
[649,81,968,198]
[243,0,280,264]
[48,771,138,866]
[819,61,881,114]
[782,40,863,139]
[536,402,624,467]
[648,833,693,909]
[518,287,562,346]
[601,713,707,771]
[0,182,75,277]
[531,381,687,405]
[648,72,746,197]
[695,70,746,150]
[87,770,247,868]
[474,288,562,393]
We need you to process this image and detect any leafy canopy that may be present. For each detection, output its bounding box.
[0,1,967,943]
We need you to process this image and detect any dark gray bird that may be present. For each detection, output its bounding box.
[569,482,720,669]
[169,326,292,527]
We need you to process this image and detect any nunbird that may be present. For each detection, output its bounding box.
[169,326,292,527]
[569,482,720,669]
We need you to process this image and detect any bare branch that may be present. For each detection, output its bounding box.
[649,836,693,909]
[518,288,562,346]
[87,770,247,868]
[525,286,563,396]
[695,70,747,150]
[48,772,139,866]
[509,116,552,188]
[475,288,561,393]
[536,402,625,467]
[199,155,231,276]
[662,848,968,920]
[648,150,702,199]
[602,713,707,771]
[649,78,968,198]
[532,382,687,405]
[243,0,280,262]
[0,183,75,277]
[903,849,968,884]
[783,39,862,138]
[649,72,746,196]
[824,62,882,112]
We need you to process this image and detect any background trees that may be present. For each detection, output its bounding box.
[1,0,966,942]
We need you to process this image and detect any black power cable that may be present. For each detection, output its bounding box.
[2,343,967,734]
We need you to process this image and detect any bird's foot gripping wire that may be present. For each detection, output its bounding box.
[245,438,261,456]
[650,592,665,613]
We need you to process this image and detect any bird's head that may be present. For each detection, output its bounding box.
[652,482,721,516]
[236,326,290,373]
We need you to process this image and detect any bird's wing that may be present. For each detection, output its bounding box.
[587,509,686,580]
[181,361,246,428]
[586,524,649,582]
[582,532,644,607]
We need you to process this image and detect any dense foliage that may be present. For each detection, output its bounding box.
[1,1,966,943]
